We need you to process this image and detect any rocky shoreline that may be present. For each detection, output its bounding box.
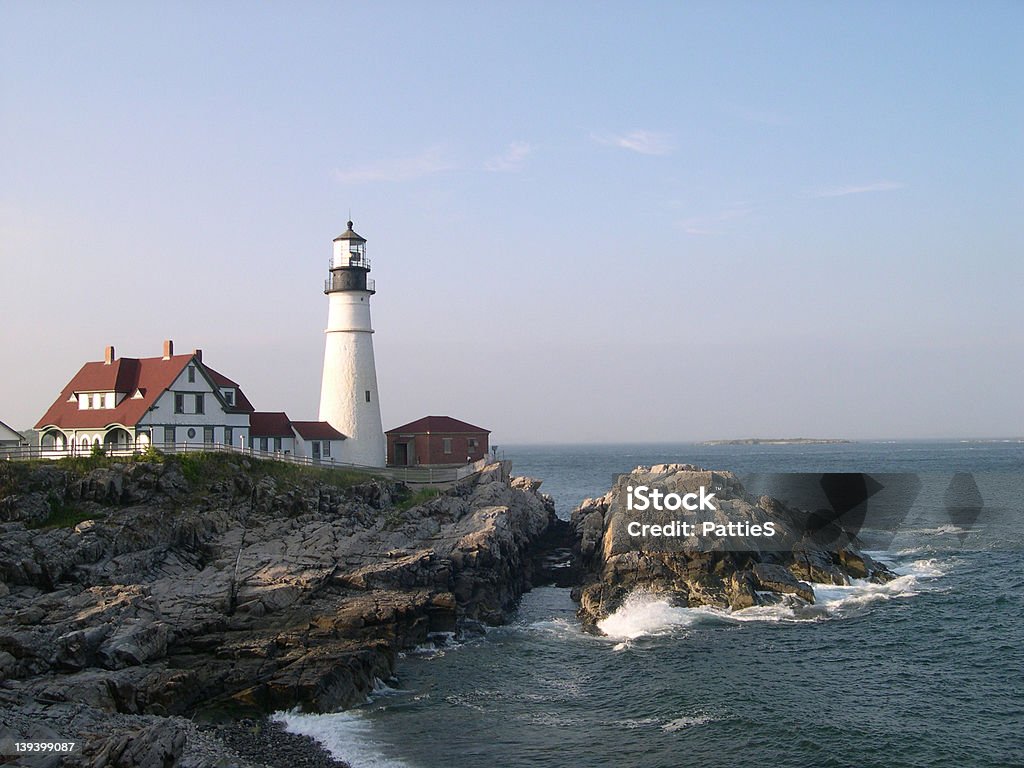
[0,457,892,766]
[0,454,568,766]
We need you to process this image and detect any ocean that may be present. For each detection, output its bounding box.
[277,441,1024,768]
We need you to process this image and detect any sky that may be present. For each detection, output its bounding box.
[2,1,1022,442]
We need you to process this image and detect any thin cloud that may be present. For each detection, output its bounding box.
[812,181,906,198]
[484,141,532,172]
[592,129,674,156]
[334,147,453,183]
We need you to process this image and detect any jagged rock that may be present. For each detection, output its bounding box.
[571,465,897,625]
[97,621,170,669]
[54,625,113,669]
[510,476,542,492]
[0,457,559,758]
[77,719,186,768]
[752,563,814,603]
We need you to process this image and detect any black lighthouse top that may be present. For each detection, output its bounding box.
[333,220,366,243]
[325,220,374,295]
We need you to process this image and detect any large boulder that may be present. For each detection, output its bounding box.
[571,465,896,624]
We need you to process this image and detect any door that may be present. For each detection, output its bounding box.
[395,442,409,466]
[312,441,321,461]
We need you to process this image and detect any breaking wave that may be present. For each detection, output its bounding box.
[273,709,413,768]
[597,557,948,644]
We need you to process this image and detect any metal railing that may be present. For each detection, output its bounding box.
[327,255,372,270]
[324,276,375,293]
[0,442,497,485]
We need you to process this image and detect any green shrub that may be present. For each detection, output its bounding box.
[29,498,100,530]
[394,487,442,512]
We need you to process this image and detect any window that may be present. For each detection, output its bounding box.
[204,427,214,444]
[323,440,331,457]
[194,393,204,414]
[223,389,235,406]
[164,426,175,444]
[92,394,101,409]
[174,393,185,414]
[224,427,233,446]
[187,366,196,383]
[186,427,197,440]
[365,390,371,403]
[468,438,478,450]
[274,437,282,452]
[443,437,452,455]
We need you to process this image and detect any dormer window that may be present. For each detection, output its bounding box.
[223,389,235,406]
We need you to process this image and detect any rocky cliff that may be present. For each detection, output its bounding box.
[0,455,561,767]
[570,464,895,625]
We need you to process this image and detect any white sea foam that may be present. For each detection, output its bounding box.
[615,713,719,731]
[597,592,703,641]
[272,710,412,768]
[902,525,973,536]
[524,616,597,643]
[399,632,466,660]
[616,716,662,729]
[371,678,411,696]
[662,714,715,731]
[596,557,947,641]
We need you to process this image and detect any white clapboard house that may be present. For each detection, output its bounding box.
[35,340,345,461]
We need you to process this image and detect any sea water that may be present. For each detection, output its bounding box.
[278,441,1024,768]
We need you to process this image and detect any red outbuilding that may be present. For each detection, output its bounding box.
[385,416,490,467]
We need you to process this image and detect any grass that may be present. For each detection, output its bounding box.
[4,451,399,523]
[28,496,100,530]
[241,455,375,488]
[383,487,445,528]
[159,452,385,504]
[394,487,442,512]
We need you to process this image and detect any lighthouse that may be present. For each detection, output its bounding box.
[318,221,386,467]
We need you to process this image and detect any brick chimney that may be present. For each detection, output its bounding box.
[162,339,174,360]
[193,348,203,363]
[104,345,115,365]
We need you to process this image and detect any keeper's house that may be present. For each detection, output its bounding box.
[385,416,490,468]
[35,340,345,461]
[35,341,254,455]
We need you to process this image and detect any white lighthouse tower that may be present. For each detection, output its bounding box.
[318,220,386,467]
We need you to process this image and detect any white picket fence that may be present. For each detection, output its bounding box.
[0,442,499,485]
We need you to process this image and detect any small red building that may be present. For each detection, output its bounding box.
[386,416,490,467]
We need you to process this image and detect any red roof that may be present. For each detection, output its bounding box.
[36,353,254,430]
[291,421,347,440]
[386,416,490,435]
[37,355,191,430]
[249,412,294,438]
[206,367,255,413]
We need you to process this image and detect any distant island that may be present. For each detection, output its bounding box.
[702,438,853,446]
